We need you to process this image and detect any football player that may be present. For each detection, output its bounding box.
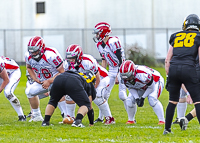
[119,60,165,125]
[0,56,26,121]
[92,22,130,123]
[25,36,65,122]
[164,14,200,134]
[42,70,96,127]
[65,44,115,125]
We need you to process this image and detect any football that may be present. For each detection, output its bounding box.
[63,117,74,124]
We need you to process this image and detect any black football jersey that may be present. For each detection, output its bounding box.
[169,30,200,66]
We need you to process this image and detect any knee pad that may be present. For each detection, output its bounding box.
[93,97,105,106]
[101,87,110,100]
[126,98,135,108]
[65,95,73,101]
[6,94,21,107]
[148,96,158,107]
[119,90,127,101]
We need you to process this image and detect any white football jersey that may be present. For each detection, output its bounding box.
[95,36,125,67]
[25,47,63,82]
[0,56,19,75]
[123,65,161,90]
[98,64,108,78]
[65,54,98,74]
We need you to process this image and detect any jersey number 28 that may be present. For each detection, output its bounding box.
[174,33,197,48]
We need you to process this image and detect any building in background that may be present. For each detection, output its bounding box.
[0,0,199,62]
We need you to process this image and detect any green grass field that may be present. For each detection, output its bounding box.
[0,66,199,143]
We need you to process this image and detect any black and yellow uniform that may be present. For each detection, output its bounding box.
[49,70,96,110]
[168,30,200,103]
[164,14,200,134]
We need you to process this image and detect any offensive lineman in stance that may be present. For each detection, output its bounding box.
[25,36,64,122]
[119,60,165,124]
[65,44,115,124]
[0,56,26,121]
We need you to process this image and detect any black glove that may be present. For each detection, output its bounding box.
[136,98,140,106]
[137,98,145,107]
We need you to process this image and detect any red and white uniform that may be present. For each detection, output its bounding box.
[95,36,127,102]
[65,54,110,98]
[65,54,98,74]
[0,56,21,93]
[25,47,63,98]
[0,56,19,75]
[124,65,164,99]
[0,56,24,116]
[25,47,63,82]
[96,36,125,67]
[124,65,165,122]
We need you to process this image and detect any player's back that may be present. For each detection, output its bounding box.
[0,56,19,75]
[169,30,200,66]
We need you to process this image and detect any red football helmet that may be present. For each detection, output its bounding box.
[66,44,83,67]
[28,36,45,60]
[92,22,112,42]
[119,60,136,80]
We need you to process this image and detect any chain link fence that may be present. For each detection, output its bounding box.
[0,28,180,64]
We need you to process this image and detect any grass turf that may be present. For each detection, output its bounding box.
[0,66,199,143]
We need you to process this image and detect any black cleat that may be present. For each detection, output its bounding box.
[18,115,26,121]
[27,111,32,118]
[163,129,172,135]
[71,119,85,127]
[172,118,179,124]
[42,121,50,126]
[61,113,64,118]
[94,118,104,123]
[179,117,188,130]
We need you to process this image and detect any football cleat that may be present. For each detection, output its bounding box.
[104,116,115,125]
[27,111,32,118]
[71,119,85,128]
[126,120,136,124]
[41,121,50,126]
[179,117,188,130]
[158,121,165,125]
[18,115,26,121]
[94,118,104,123]
[172,118,179,124]
[61,113,65,118]
[163,129,173,135]
[29,113,44,122]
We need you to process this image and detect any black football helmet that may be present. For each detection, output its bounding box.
[182,14,200,31]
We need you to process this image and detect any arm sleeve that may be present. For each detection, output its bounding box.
[115,49,122,66]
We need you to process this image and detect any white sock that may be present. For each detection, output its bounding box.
[98,101,112,118]
[177,102,187,118]
[9,97,24,116]
[152,101,165,122]
[58,101,67,116]
[127,104,137,121]
[98,109,104,120]
[66,103,76,118]
[32,108,41,115]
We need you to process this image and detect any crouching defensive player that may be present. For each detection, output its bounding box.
[42,70,96,127]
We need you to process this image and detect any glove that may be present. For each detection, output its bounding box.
[136,98,140,106]
[138,98,145,107]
